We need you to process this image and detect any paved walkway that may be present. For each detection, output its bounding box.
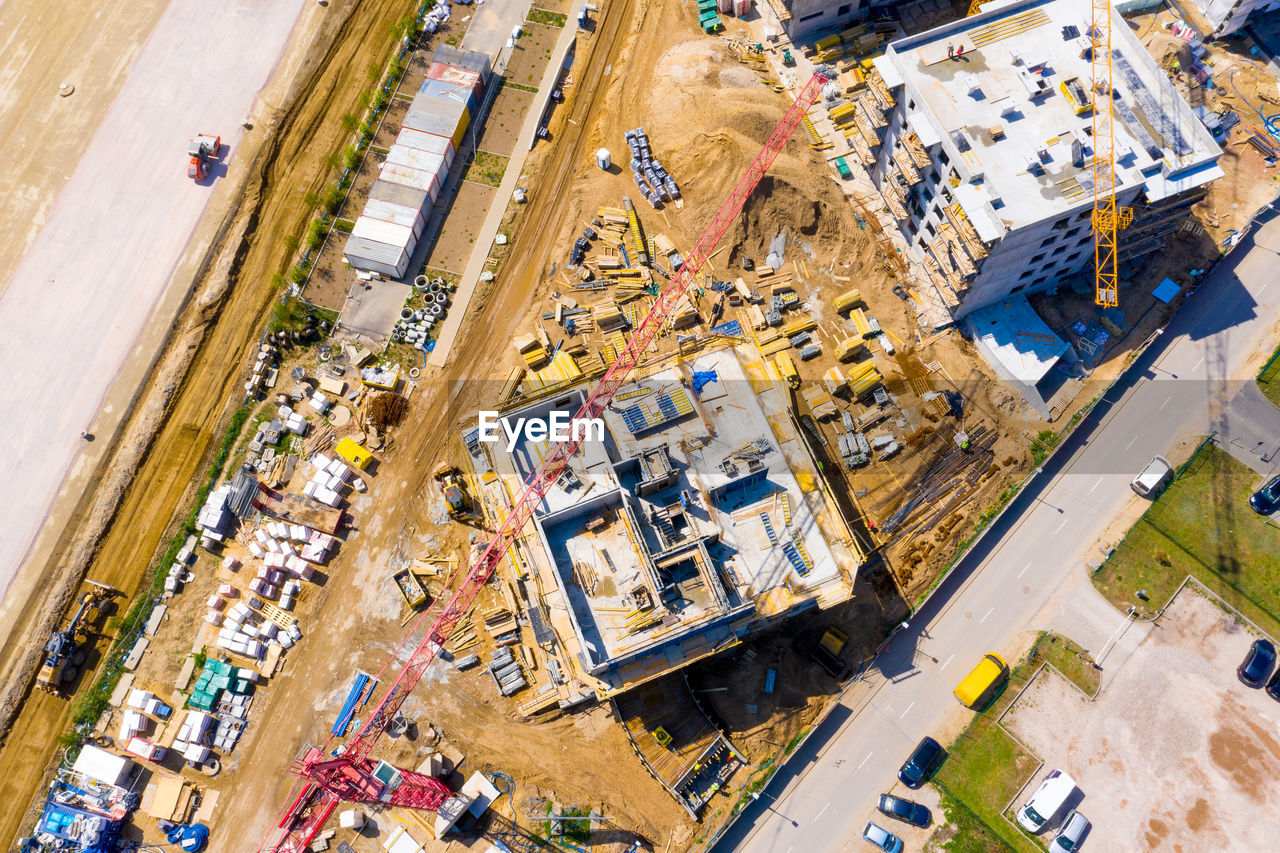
[428,18,578,368]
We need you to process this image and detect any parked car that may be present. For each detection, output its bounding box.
[897,736,944,789]
[1238,639,1277,687]
[1267,668,1280,702]
[1130,455,1173,498]
[1016,769,1078,833]
[877,794,931,827]
[860,822,903,853]
[1250,475,1280,514]
[1049,810,1091,852]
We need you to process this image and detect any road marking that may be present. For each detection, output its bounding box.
[1054,516,1070,534]
[1159,396,1171,411]
[980,607,994,623]
[1089,476,1104,493]
[1124,435,1139,450]
[815,802,830,820]
[899,701,915,719]
[940,652,956,671]
[857,751,873,770]
[1192,356,1204,372]
[1018,561,1032,577]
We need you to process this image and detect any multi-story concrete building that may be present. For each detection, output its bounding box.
[1187,0,1280,36]
[760,0,875,41]
[864,0,1222,318]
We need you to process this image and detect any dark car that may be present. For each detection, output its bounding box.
[1238,639,1276,687]
[897,736,944,789]
[1250,475,1280,514]
[1267,669,1280,701]
[877,794,931,827]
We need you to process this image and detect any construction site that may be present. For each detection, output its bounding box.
[8,0,1280,851]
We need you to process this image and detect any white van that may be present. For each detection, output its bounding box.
[1131,455,1173,498]
[1016,769,1077,833]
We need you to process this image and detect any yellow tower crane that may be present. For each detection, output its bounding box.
[1090,0,1133,307]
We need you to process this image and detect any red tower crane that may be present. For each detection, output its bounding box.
[261,68,831,853]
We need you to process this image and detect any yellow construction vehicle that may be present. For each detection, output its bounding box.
[36,581,118,694]
[435,465,481,523]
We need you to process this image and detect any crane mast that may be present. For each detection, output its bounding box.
[1091,0,1131,307]
[261,69,831,853]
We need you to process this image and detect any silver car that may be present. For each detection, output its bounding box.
[1049,810,1091,852]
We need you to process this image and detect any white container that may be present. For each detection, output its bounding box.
[596,148,611,170]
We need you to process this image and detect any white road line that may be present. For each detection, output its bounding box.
[940,652,956,671]
[815,802,830,820]
[1192,356,1204,372]
[1089,476,1104,493]
[1054,516,1070,534]
[857,751,873,770]
[980,607,994,623]
[899,701,915,719]
[1124,435,1139,450]
[1018,561,1032,577]
[1158,396,1172,411]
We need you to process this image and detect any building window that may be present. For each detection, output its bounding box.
[1019,269,1034,280]
[1030,253,1045,263]
[1033,275,1048,286]
[1065,227,1082,239]
[1078,232,1093,245]
[1066,251,1081,261]
[1011,284,1026,294]
[1052,217,1070,231]
[1076,208,1093,221]
[838,3,853,13]
[1039,235,1057,247]
[925,222,937,237]
[939,150,950,165]
[799,10,825,21]
[908,99,915,110]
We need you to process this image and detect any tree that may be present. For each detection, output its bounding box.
[341,112,359,134]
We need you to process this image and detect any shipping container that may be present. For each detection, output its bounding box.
[431,43,492,83]
[427,61,485,103]
[417,77,479,120]
[394,127,456,169]
[403,105,470,152]
[363,198,426,239]
[368,179,431,215]
[351,216,416,251]
[379,162,441,199]
[343,233,412,278]
[384,145,449,183]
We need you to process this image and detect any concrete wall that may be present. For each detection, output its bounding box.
[767,0,875,41]
[1193,0,1280,35]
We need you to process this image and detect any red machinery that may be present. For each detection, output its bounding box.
[260,69,830,853]
[188,133,221,180]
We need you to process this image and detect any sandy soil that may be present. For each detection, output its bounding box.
[0,0,417,844]
[1003,587,1280,851]
[479,87,535,156]
[0,0,311,631]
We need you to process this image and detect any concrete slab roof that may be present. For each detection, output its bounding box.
[967,295,1071,384]
[878,0,1221,230]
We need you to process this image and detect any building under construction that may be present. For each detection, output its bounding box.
[467,345,861,697]
[866,0,1222,318]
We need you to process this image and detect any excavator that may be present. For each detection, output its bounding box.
[36,581,118,694]
[187,133,222,180]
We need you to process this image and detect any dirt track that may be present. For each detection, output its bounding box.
[0,0,414,843]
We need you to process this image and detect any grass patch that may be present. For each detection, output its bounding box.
[934,794,1017,853]
[934,716,1040,853]
[333,218,356,233]
[1091,443,1280,637]
[1257,343,1280,408]
[503,81,539,94]
[464,151,509,187]
[527,8,568,27]
[1029,429,1059,466]
[1024,632,1099,696]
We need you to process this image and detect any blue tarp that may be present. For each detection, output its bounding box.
[690,370,718,397]
[332,672,375,737]
[1152,277,1181,304]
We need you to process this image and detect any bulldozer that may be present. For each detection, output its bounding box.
[435,465,481,523]
[36,581,118,694]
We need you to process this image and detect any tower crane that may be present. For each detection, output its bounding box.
[259,68,832,853]
[1091,0,1132,307]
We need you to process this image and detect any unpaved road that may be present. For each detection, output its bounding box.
[0,0,416,844]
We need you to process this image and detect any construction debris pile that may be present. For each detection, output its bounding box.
[625,127,680,209]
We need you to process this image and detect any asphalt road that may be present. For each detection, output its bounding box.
[713,209,1280,853]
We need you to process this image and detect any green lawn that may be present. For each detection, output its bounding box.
[1091,444,1280,638]
[1257,345,1280,408]
[934,717,1040,853]
[1023,632,1099,697]
[464,151,509,187]
[933,795,1017,853]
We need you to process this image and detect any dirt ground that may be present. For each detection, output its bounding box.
[505,23,563,89]
[426,181,500,273]
[479,86,536,156]
[1003,586,1280,851]
[0,0,420,845]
